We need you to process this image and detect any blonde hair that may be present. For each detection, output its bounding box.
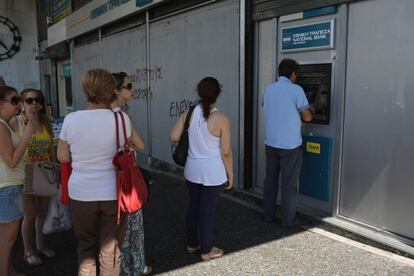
[81,69,115,105]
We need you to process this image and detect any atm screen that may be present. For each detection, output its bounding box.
[297,63,332,125]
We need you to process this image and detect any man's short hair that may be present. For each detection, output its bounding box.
[278,58,300,79]
[81,69,115,105]
[0,76,5,86]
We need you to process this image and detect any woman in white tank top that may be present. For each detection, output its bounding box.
[170,77,234,261]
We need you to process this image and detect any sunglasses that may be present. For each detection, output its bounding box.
[8,96,22,105]
[24,97,43,104]
[119,83,132,90]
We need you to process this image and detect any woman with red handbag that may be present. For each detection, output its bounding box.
[111,72,152,276]
[57,69,131,275]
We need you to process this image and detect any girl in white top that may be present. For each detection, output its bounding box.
[57,69,131,275]
[0,85,36,276]
[170,77,233,261]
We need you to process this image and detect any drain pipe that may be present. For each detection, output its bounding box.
[145,11,152,167]
[98,28,102,68]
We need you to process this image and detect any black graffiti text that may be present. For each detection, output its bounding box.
[169,99,199,117]
[130,67,163,84]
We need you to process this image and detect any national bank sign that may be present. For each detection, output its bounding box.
[281,20,335,52]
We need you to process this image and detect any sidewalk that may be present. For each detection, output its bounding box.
[13,170,414,275]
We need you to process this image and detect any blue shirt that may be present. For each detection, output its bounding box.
[262,76,309,149]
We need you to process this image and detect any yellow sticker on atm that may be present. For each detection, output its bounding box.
[306,142,321,154]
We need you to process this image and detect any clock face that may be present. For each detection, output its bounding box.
[0,16,22,61]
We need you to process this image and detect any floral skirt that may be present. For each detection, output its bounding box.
[120,210,146,276]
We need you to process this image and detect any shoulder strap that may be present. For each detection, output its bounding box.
[184,105,196,131]
[113,111,129,150]
[118,111,129,148]
[114,112,120,150]
[0,118,13,133]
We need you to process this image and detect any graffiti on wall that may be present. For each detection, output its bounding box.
[129,67,163,84]
[169,98,199,117]
[128,66,163,102]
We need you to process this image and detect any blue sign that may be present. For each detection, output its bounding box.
[136,0,152,7]
[282,20,334,52]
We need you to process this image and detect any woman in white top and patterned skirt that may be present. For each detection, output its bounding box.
[170,77,234,261]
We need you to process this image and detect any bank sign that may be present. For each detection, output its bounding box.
[281,20,334,52]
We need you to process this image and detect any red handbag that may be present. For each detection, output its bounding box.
[60,162,72,205]
[113,111,148,223]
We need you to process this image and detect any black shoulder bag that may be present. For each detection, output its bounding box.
[172,105,196,166]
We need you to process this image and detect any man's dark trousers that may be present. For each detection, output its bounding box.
[263,145,302,227]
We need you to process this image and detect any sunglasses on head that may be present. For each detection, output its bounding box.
[119,83,132,90]
[24,97,43,104]
[8,96,22,105]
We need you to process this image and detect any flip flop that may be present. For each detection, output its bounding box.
[186,245,200,254]
[141,265,152,275]
[24,251,43,266]
[37,248,56,258]
[200,247,224,261]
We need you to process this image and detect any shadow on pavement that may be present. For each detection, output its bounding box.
[13,170,308,275]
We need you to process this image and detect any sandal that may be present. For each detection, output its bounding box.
[186,245,200,254]
[37,248,56,258]
[200,247,224,261]
[140,265,152,275]
[24,251,43,266]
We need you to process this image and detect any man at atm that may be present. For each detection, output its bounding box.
[262,58,313,227]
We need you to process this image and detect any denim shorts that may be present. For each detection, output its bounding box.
[0,185,23,223]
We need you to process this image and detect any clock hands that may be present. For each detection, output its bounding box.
[0,40,9,51]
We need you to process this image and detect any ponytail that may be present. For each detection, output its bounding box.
[197,77,221,120]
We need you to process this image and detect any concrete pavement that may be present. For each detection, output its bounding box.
[12,169,414,275]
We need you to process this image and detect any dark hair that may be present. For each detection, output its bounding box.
[197,77,221,120]
[278,58,300,78]
[112,72,128,90]
[0,76,5,86]
[20,88,53,137]
[0,85,17,101]
[82,69,116,105]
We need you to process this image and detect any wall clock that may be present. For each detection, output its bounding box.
[0,16,22,61]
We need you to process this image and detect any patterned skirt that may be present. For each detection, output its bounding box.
[120,210,146,276]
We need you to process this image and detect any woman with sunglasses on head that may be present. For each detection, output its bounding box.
[15,89,56,266]
[0,86,35,276]
[111,72,152,276]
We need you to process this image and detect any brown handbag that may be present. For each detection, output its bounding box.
[24,161,60,196]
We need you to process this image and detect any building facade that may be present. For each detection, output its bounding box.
[0,0,40,90]
[37,0,414,254]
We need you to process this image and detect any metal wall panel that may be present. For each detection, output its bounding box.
[341,0,414,239]
[100,26,149,156]
[71,41,100,110]
[253,19,277,191]
[149,0,240,185]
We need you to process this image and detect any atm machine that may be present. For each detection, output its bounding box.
[297,64,333,204]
